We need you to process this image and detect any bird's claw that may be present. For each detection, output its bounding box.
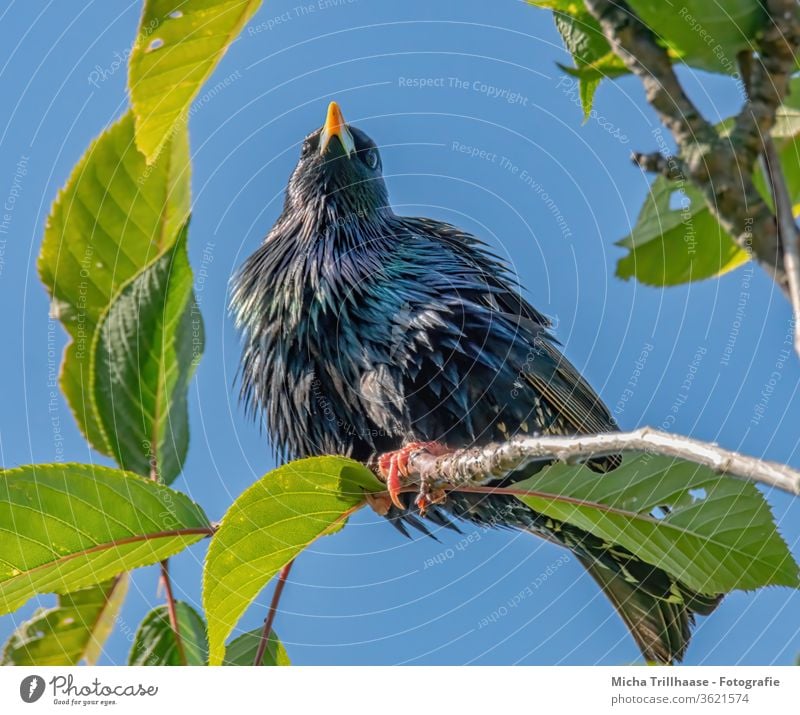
[376,441,450,513]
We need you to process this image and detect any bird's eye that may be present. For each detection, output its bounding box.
[362,148,379,170]
[301,140,312,157]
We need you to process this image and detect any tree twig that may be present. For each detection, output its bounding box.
[583,0,800,295]
[739,49,800,358]
[254,560,294,666]
[150,462,186,664]
[159,559,187,665]
[761,136,800,356]
[404,428,800,496]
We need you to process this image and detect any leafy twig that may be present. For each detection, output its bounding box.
[254,560,294,666]
[404,428,800,496]
[584,0,800,295]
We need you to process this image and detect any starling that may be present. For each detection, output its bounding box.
[230,102,721,664]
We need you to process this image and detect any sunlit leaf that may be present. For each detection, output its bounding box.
[618,81,800,286]
[0,463,210,615]
[515,455,799,594]
[129,0,261,162]
[38,112,190,454]
[204,456,381,665]
[627,0,765,74]
[616,178,749,285]
[1,576,128,665]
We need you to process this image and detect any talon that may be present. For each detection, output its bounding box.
[376,441,452,513]
[384,455,405,510]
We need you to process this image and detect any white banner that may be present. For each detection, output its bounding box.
[1,666,798,714]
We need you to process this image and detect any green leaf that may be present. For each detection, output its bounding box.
[1,575,128,665]
[514,455,799,594]
[129,0,261,162]
[627,0,765,75]
[616,177,750,286]
[38,112,190,454]
[94,224,203,484]
[129,601,208,665]
[0,463,210,615]
[553,8,628,117]
[534,1,771,118]
[204,456,381,665]
[223,627,290,666]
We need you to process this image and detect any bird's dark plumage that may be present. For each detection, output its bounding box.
[231,103,721,664]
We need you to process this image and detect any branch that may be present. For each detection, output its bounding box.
[731,1,800,168]
[583,0,800,294]
[254,559,294,666]
[405,428,800,497]
[150,462,185,665]
[159,559,187,665]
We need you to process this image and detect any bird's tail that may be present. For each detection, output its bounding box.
[416,491,722,664]
[569,538,721,664]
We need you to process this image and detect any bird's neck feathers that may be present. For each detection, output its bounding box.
[252,204,395,332]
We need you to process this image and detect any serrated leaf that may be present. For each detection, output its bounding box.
[38,112,190,454]
[514,455,799,594]
[616,177,750,285]
[129,0,261,162]
[553,8,628,117]
[129,601,207,665]
[94,224,203,484]
[1,575,128,665]
[203,456,382,665]
[627,0,766,75]
[223,627,290,666]
[0,463,210,615]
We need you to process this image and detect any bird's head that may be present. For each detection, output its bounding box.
[285,101,390,221]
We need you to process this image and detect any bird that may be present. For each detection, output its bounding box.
[230,101,721,664]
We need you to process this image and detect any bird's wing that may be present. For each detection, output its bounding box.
[523,338,617,436]
[399,216,616,438]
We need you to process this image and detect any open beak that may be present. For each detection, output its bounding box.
[319,101,355,159]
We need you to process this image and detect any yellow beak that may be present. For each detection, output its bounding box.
[319,101,355,158]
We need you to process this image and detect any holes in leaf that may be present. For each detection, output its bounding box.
[169,10,183,19]
[146,38,164,52]
[688,487,708,501]
[650,506,669,520]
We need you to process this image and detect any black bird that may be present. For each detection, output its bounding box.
[231,102,721,663]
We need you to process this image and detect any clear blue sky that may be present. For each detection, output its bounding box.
[0,0,798,666]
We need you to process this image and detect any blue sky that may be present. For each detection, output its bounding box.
[0,0,799,665]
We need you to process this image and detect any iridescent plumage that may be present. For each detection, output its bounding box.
[231,103,720,663]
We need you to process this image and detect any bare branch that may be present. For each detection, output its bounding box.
[405,428,800,497]
[583,0,800,294]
